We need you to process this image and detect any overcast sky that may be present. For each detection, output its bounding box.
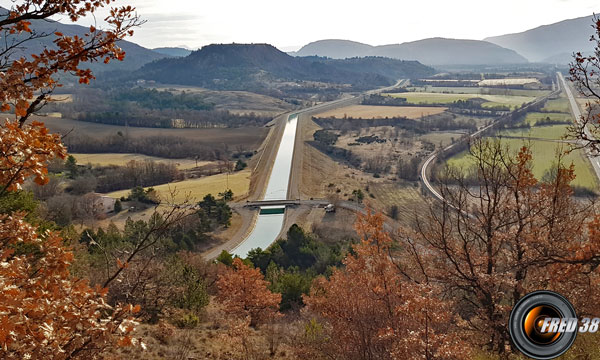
[2,0,599,50]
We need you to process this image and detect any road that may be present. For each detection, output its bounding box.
[420,81,560,204]
[557,72,600,181]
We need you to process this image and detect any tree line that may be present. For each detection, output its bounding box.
[63,133,229,160]
[47,87,272,129]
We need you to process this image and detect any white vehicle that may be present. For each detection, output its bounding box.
[325,204,335,213]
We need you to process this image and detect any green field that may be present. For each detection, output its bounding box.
[498,125,570,140]
[408,86,550,97]
[521,112,572,126]
[447,139,597,190]
[419,132,464,148]
[386,92,535,109]
[542,97,571,113]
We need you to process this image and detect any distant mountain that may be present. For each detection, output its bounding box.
[485,15,597,63]
[135,43,435,90]
[373,38,527,65]
[293,39,374,58]
[315,56,437,80]
[152,47,193,57]
[293,38,527,65]
[0,7,167,72]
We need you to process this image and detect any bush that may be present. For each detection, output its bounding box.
[114,199,122,213]
[175,312,200,329]
[217,250,233,266]
[235,159,247,171]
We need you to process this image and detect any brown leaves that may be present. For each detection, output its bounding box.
[406,139,600,354]
[304,211,469,360]
[0,0,142,124]
[216,258,281,327]
[0,213,142,359]
[0,2,145,358]
[0,119,67,195]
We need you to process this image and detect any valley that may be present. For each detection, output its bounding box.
[5,3,600,359]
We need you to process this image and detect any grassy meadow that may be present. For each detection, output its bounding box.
[314,105,447,119]
[498,125,570,140]
[71,153,208,169]
[105,169,251,203]
[447,139,597,190]
[385,92,535,109]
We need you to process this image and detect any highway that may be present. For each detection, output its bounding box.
[557,72,600,181]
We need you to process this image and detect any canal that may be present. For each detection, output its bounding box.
[231,114,298,257]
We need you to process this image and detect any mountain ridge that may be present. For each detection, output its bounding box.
[484,14,598,63]
[135,43,435,90]
[294,37,528,65]
[0,6,167,72]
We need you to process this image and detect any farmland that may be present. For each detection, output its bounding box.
[385,92,535,109]
[314,105,447,119]
[39,116,269,151]
[408,86,550,97]
[105,169,251,203]
[71,153,210,169]
[521,112,572,126]
[448,139,597,190]
[542,97,571,113]
[498,125,570,140]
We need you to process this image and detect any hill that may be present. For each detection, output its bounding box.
[372,38,527,65]
[152,47,193,57]
[135,43,435,90]
[0,6,166,72]
[484,14,597,63]
[293,39,374,58]
[293,38,527,65]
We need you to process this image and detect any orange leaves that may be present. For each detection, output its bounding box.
[304,211,469,359]
[14,20,31,33]
[216,258,281,326]
[0,2,144,358]
[14,99,29,117]
[116,258,129,269]
[0,214,143,359]
[0,1,140,124]
[0,120,67,194]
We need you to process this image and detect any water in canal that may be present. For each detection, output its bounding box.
[231,114,298,257]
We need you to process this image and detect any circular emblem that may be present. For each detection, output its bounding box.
[509,291,578,359]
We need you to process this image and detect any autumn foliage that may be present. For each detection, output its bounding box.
[0,212,142,358]
[0,1,142,358]
[0,0,141,124]
[402,140,600,354]
[0,119,67,195]
[216,258,282,327]
[304,211,469,360]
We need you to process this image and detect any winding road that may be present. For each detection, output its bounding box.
[420,79,561,203]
